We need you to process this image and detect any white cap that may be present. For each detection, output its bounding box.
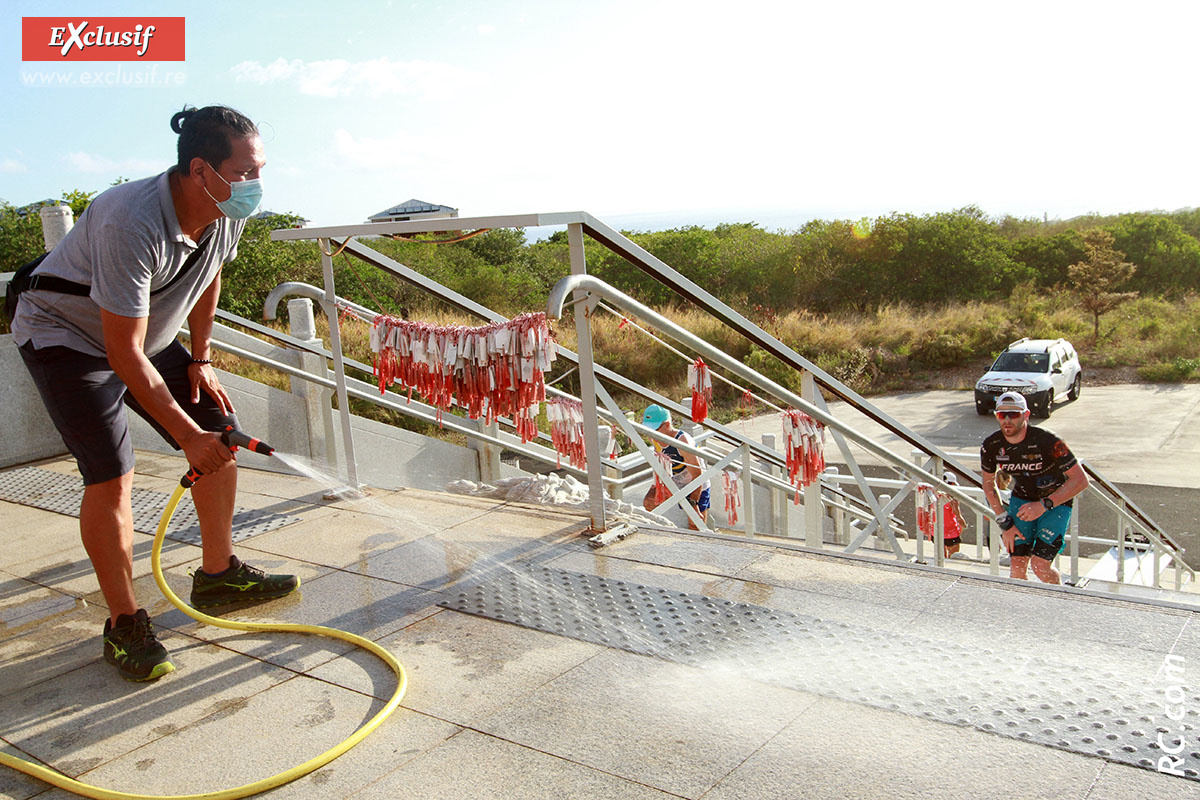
[994,391,1028,413]
[943,471,958,485]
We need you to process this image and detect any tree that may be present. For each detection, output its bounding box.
[1010,229,1085,287]
[61,188,97,220]
[1107,215,1200,294]
[1068,230,1138,343]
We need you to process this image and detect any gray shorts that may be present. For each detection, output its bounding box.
[19,340,237,485]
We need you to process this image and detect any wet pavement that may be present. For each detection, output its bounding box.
[3,451,1200,800]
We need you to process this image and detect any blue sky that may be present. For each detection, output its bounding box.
[4,0,1198,238]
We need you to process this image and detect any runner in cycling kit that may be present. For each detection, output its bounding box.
[979,391,1088,587]
[980,425,1077,561]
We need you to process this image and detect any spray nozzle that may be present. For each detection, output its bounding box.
[181,466,203,489]
[179,428,275,487]
[221,426,275,456]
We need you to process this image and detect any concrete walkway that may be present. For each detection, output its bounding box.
[2,452,1200,799]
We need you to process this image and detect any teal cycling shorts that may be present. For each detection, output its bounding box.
[1007,497,1072,561]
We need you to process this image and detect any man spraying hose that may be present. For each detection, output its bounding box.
[980,391,1089,584]
[10,105,298,682]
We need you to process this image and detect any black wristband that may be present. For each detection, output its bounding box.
[190,358,212,365]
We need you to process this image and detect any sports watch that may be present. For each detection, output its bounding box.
[1041,497,1055,510]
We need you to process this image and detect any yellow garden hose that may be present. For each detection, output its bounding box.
[1,478,408,799]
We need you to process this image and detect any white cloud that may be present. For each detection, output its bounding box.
[64,152,161,175]
[0,158,27,174]
[477,24,496,36]
[229,56,481,98]
[329,128,437,171]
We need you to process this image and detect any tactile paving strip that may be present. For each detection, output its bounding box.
[0,467,300,545]
[443,565,1200,781]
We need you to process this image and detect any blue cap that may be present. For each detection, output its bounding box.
[642,404,670,429]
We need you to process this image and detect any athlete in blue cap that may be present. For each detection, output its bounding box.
[640,404,711,529]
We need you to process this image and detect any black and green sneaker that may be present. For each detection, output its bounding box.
[190,556,300,609]
[103,609,175,682]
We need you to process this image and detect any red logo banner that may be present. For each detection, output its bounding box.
[22,17,185,61]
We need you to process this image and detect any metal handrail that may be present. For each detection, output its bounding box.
[546,274,993,520]
[1081,461,1188,554]
[265,212,1188,596]
[254,278,919,543]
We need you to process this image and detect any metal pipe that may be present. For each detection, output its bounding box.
[264,281,376,323]
[547,274,993,520]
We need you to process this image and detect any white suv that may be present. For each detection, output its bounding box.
[974,338,1082,418]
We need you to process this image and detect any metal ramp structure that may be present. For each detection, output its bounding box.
[258,211,1194,605]
[441,562,1198,780]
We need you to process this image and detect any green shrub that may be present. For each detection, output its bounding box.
[911,331,973,368]
[815,347,874,393]
[743,344,804,395]
[1137,357,1200,382]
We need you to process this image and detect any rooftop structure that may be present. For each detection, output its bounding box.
[367,199,458,225]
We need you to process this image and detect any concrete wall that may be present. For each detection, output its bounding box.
[0,335,71,468]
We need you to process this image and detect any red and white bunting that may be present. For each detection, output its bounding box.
[369,311,556,443]
[781,409,826,501]
[653,451,675,507]
[546,397,586,470]
[915,482,938,539]
[688,357,712,423]
[724,469,741,525]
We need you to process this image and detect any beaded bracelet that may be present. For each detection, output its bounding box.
[190,358,213,365]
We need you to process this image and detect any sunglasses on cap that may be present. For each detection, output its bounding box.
[995,410,1024,420]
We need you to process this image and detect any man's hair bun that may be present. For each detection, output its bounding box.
[170,106,197,135]
[170,104,258,171]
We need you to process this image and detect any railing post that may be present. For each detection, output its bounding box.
[39,203,74,251]
[1152,542,1161,590]
[470,419,503,484]
[932,455,944,567]
[975,509,985,560]
[761,433,782,537]
[800,370,822,548]
[600,424,622,500]
[318,238,361,491]
[567,222,607,532]
[740,442,755,537]
[287,298,336,465]
[1116,500,1128,584]
[1069,494,1080,585]
[989,518,1001,576]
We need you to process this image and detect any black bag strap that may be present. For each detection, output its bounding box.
[151,235,211,296]
[12,253,89,298]
[13,235,211,300]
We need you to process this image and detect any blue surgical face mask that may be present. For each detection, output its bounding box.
[203,162,263,219]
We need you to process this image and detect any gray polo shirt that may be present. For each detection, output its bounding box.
[11,169,245,358]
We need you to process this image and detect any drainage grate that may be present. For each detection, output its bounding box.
[0,467,301,545]
[443,565,1200,781]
